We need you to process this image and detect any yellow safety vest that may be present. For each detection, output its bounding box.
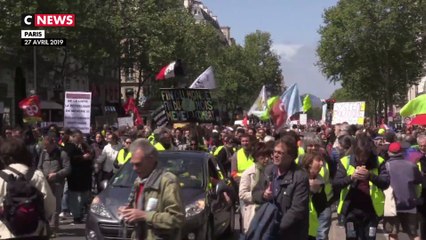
[236,149,254,177]
[309,196,319,238]
[416,162,422,198]
[298,147,305,157]
[148,134,155,145]
[154,142,165,151]
[337,156,385,217]
[213,146,224,156]
[117,149,132,165]
[296,155,333,201]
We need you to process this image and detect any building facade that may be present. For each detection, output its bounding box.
[407,75,426,101]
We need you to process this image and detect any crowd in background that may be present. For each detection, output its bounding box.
[0,121,425,239]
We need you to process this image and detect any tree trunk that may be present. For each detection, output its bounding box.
[136,66,143,107]
[373,98,377,127]
[377,98,382,127]
[384,94,388,125]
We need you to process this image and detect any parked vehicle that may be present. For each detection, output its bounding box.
[86,151,235,240]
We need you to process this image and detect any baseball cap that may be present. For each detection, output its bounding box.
[388,142,401,154]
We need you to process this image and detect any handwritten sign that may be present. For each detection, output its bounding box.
[117,117,134,128]
[160,88,216,123]
[64,91,91,133]
[299,113,307,125]
[332,101,366,125]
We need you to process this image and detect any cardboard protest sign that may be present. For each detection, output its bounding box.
[160,88,216,123]
[332,101,366,125]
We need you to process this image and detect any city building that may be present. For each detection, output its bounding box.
[407,75,426,101]
[0,49,120,127]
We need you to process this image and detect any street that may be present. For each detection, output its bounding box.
[55,212,413,240]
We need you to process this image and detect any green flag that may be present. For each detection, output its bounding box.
[260,96,279,121]
[400,94,426,117]
[303,94,312,112]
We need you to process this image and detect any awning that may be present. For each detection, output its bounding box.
[40,101,63,110]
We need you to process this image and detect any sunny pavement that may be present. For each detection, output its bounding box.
[56,212,413,240]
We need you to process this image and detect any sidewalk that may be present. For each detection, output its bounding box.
[329,213,412,240]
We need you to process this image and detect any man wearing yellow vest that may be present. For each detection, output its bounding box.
[152,127,174,151]
[333,134,389,240]
[214,134,236,177]
[230,134,254,184]
[113,137,133,169]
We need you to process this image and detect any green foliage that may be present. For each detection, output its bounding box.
[213,30,283,111]
[330,88,358,102]
[0,0,283,115]
[307,107,322,120]
[317,0,426,120]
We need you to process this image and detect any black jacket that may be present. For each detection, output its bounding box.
[252,163,309,240]
[63,142,93,191]
[332,155,389,216]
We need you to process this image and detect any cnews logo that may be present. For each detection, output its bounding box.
[22,14,75,27]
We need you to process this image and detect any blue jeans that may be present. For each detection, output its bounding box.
[61,181,69,212]
[317,207,332,240]
[69,190,90,219]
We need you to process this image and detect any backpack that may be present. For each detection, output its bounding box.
[0,167,46,236]
[245,201,282,240]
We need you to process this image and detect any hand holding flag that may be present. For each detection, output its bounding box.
[19,95,42,123]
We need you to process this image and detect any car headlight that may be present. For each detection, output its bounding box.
[90,196,112,219]
[185,199,205,218]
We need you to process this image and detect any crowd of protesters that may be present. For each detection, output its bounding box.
[0,121,425,239]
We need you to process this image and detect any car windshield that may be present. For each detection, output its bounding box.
[111,154,205,189]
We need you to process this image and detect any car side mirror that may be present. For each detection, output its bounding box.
[100,180,108,191]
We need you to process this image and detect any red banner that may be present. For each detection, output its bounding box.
[123,97,143,126]
[19,95,42,123]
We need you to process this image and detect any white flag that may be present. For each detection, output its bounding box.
[189,66,216,89]
[248,85,267,117]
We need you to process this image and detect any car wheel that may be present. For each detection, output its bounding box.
[224,206,235,236]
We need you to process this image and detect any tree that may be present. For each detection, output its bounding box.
[317,0,426,123]
[307,107,323,120]
[0,0,123,97]
[330,88,358,102]
[120,0,226,104]
[213,30,283,113]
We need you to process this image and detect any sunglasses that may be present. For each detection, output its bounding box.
[125,141,132,144]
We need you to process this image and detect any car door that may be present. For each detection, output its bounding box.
[207,157,232,234]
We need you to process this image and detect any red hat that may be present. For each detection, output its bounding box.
[388,142,401,154]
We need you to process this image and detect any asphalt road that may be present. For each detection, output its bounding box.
[56,213,413,240]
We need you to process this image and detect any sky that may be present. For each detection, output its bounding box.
[202,0,341,99]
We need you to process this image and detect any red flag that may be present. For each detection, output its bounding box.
[123,97,143,126]
[271,99,288,129]
[19,95,42,123]
[155,60,184,80]
[242,116,248,127]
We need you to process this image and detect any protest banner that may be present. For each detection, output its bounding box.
[299,113,307,125]
[160,88,216,123]
[117,116,134,128]
[332,101,366,125]
[64,91,91,133]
